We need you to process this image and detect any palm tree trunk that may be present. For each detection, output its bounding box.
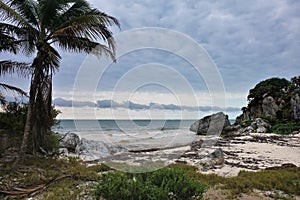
[12,55,43,169]
[12,73,38,169]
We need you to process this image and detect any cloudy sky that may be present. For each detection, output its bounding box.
[2,0,300,119]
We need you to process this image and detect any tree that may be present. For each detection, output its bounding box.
[247,77,290,106]
[0,0,120,166]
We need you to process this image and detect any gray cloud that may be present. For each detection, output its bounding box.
[93,0,300,92]
[53,98,96,107]
[54,98,240,112]
[2,0,299,120]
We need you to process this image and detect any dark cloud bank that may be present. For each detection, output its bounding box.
[53,98,240,112]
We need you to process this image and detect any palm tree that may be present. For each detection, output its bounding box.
[0,0,120,166]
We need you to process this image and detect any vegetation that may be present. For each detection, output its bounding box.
[271,121,300,135]
[237,76,300,128]
[0,161,299,199]
[0,102,61,155]
[0,156,110,199]
[0,0,120,167]
[170,164,300,199]
[94,166,207,200]
[247,77,290,105]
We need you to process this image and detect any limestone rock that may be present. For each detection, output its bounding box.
[197,148,225,171]
[58,148,69,156]
[190,112,231,135]
[239,118,271,133]
[262,96,279,118]
[291,93,300,119]
[75,138,111,160]
[60,132,80,152]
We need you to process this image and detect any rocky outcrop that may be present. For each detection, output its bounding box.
[262,96,279,118]
[59,132,80,152]
[190,112,231,135]
[75,138,111,160]
[59,133,111,160]
[235,77,300,122]
[291,93,300,119]
[239,118,271,133]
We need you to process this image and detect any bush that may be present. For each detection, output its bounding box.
[0,102,61,154]
[271,122,300,135]
[94,167,207,200]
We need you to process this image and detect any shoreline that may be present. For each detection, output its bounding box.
[61,132,300,176]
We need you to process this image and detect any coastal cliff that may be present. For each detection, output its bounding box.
[235,76,300,123]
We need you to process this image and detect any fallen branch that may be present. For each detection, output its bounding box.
[0,175,71,197]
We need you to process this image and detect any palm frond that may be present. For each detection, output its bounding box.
[8,0,39,26]
[0,60,31,77]
[0,31,19,53]
[52,35,115,60]
[0,0,32,27]
[52,10,119,57]
[0,83,27,96]
[0,22,38,55]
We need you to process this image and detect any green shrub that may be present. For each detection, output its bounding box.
[94,167,207,200]
[0,102,61,154]
[271,122,300,135]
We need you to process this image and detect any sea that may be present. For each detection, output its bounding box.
[53,119,235,149]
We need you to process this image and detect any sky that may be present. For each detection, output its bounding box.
[1,0,300,120]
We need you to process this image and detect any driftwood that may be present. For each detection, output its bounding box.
[0,175,71,197]
[128,144,192,153]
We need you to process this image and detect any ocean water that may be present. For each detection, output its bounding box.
[53,119,234,150]
[53,120,199,148]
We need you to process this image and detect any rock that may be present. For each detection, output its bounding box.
[75,138,111,160]
[190,140,204,151]
[198,148,225,171]
[59,148,69,155]
[239,118,270,133]
[60,132,80,152]
[209,148,224,159]
[291,93,300,120]
[222,125,241,136]
[240,126,254,133]
[190,112,231,135]
[262,96,279,118]
[265,163,297,170]
[256,126,267,133]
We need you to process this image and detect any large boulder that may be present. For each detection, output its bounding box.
[75,138,111,160]
[60,132,80,153]
[190,112,231,135]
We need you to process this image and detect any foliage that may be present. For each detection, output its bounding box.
[0,156,111,199]
[247,77,290,103]
[0,102,60,132]
[0,102,61,154]
[271,122,300,135]
[0,102,27,131]
[94,167,207,200]
[0,0,120,155]
[290,76,300,90]
[170,164,300,197]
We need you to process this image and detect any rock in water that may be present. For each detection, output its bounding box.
[75,138,111,160]
[190,112,231,135]
[60,132,80,153]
